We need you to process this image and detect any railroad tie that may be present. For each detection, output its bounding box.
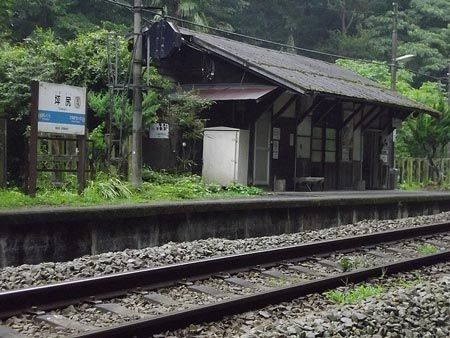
[0,326,27,338]
[314,258,344,271]
[286,265,326,277]
[261,269,290,279]
[187,285,231,298]
[35,314,98,332]
[143,292,179,306]
[224,277,266,290]
[365,250,394,259]
[384,247,413,256]
[94,303,145,319]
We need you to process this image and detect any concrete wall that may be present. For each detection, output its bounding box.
[1,193,450,267]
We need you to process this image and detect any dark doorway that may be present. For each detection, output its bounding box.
[272,117,296,190]
[362,131,381,189]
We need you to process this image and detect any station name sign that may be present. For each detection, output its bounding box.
[38,82,86,135]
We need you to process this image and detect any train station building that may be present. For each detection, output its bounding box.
[148,23,437,191]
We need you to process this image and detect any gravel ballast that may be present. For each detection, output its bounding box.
[0,212,449,337]
[1,212,450,291]
[167,263,450,338]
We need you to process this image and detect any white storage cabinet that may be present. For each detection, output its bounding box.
[202,127,249,186]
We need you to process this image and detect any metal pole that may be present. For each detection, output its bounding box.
[390,2,398,91]
[131,0,143,188]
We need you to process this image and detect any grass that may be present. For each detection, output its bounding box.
[0,170,263,209]
[416,244,439,255]
[325,284,385,305]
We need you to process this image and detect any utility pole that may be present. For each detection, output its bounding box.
[131,0,143,188]
[390,2,398,91]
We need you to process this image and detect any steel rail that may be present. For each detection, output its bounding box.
[0,221,449,320]
[72,250,450,337]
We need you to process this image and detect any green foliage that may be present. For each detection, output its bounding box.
[0,0,13,39]
[89,123,107,152]
[416,244,439,255]
[170,90,212,171]
[151,0,248,29]
[398,181,423,191]
[0,30,57,120]
[9,0,131,41]
[338,257,371,272]
[0,170,263,209]
[325,284,385,305]
[84,174,132,200]
[57,29,129,87]
[141,167,263,200]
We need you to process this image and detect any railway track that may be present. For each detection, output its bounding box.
[0,222,449,338]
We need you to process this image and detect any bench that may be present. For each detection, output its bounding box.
[295,177,325,192]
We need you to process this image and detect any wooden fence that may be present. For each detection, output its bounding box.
[395,158,450,184]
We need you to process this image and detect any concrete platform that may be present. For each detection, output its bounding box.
[1,190,450,267]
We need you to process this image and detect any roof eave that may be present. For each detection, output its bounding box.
[186,35,307,95]
[184,33,441,118]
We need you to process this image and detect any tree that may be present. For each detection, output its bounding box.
[0,29,57,121]
[396,83,450,181]
[150,0,247,29]
[360,0,450,79]
[0,0,14,39]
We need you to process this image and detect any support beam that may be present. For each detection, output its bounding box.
[272,95,297,122]
[353,106,378,130]
[381,113,393,134]
[256,90,284,122]
[339,103,364,131]
[362,108,386,131]
[384,110,410,135]
[296,96,323,126]
[313,99,340,125]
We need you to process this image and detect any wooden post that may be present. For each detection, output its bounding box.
[28,81,39,197]
[77,135,86,195]
[0,117,6,187]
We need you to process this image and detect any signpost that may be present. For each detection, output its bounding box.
[28,81,88,196]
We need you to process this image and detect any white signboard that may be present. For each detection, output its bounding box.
[38,82,86,135]
[150,123,170,139]
[272,140,279,159]
[273,127,281,140]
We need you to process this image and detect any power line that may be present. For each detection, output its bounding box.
[298,3,376,16]
[142,8,386,63]
[101,0,448,84]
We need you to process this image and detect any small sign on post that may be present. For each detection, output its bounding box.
[149,123,170,139]
[28,81,87,196]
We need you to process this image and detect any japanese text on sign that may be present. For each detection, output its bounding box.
[38,82,86,135]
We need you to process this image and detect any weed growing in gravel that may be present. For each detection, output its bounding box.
[325,284,384,304]
[339,257,371,272]
[391,276,423,289]
[264,278,287,287]
[416,244,439,255]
